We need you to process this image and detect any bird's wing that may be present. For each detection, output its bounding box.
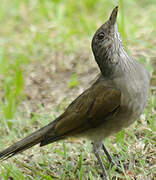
[52,82,121,137]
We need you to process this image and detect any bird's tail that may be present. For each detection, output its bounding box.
[0,120,60,160]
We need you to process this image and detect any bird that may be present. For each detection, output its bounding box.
[0,6,150,180]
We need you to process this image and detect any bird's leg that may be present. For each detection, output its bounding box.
[102,143,122,173]
[102,143,115,167]
[93,142,109,180]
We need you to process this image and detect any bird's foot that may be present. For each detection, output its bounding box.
[102,144,122,173]
[93,142,110,180]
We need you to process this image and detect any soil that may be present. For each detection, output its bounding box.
[22,48,99,114]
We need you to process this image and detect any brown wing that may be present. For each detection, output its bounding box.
[54,82,121,136]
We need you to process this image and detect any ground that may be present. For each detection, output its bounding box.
[0,1,155,179]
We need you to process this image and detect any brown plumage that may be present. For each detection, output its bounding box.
[0,80,121,158]
[0,6,150,180]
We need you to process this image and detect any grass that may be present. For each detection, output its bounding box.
[0,0,155,179]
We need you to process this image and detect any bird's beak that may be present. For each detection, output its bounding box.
[109,6,118,26]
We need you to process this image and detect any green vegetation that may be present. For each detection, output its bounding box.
[0,0,155,179]
[68,74,79,88]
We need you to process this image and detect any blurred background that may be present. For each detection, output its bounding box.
[0,0,155,179]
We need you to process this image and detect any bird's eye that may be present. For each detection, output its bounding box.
[97,32,105,40]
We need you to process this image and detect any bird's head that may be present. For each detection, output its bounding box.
[92,6,123,76]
